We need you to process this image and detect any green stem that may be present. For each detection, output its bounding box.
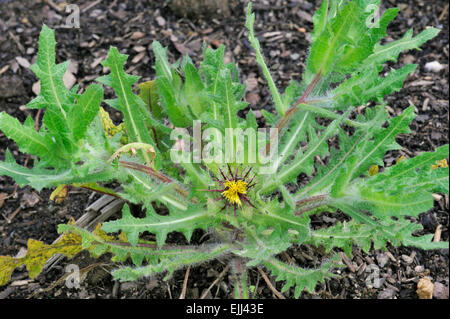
[233,257,250,299]
[246,3,284,116]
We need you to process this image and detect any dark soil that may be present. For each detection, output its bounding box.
[0,0,448,299]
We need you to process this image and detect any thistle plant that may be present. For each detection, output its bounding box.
[0,0,448,298]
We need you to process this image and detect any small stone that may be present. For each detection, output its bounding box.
[378,288,396,299]
[417,277,434,299]
[245,77,258,91]
[376,253,389,268]
[269,50,279,57]
[156,16,166,26]
[290,53,300,60]
[21,191,40,208]
[0,75,24,97]
[90,9,103,18]
[130,31,145,40]
[246,92,260,105]
[63,71,76,90]
[433,282,449,299]
[424,61,445,73]
[253,110,262,118]
[414,265,425,273]
[401,254,414,264]
[15,56,31,69]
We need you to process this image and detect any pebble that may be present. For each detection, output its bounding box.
[290,53,300,60]
[15,56,31,69]
[377,287,396,299]
[252,110,262,119]
[156,16,166,27]
[401,254,414,264]
[433,282,449,299]
[424,61,445,73]
[376,253,389,268]
[414,265,425,273]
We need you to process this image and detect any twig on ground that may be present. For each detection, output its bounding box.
[433,224,443,242]
[439,3,448,21]
[251,271,260,299]
[257,266,285,299]
[200,264,231,299]
[6,207,21,224]
[166,282,172,299]
[45,0,63,12]
[179,265,191,299]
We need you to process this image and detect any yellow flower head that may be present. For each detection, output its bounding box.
[222,180,248,206]
[201,165,256,216]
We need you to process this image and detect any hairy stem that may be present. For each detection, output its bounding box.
[232,257,249,299]
[265,72,322,155]
[118,160,191,199]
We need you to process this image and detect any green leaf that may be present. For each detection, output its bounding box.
[184,62,208,117]
[101,203,214,248]
[98,47,156,164]
[261,111,349,194]
[152,41,173,81]
[69,84,103,141]
[138,80,163,119]
[245,2,284,115]
[307,1,360,76]
[311,0,329,43]
[330,64,418,110]
[263,254,341,297]
[111,243,232,282]
[365,28,440,66]
[365,144,449,194]
[0,150,62,187]
[333,201,448,250]
[0,113,58,162]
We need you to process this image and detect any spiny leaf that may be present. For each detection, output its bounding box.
[111,243,232,282]
[332,201,448,250]
[263,254,341,298]
[98,46,156,164]
[306,1,360,76]
[28,25,75,154]
[68,84,104,141]
[58,223,160,267]
[364,28,440,66]
[365,144,449,194]
[101,203,214,248]
[0,113,58,162]
[0,149,66,189]
[261,111,349,194]
[294,105,388,199]
[330,64,418,110]
[184,62,208,117]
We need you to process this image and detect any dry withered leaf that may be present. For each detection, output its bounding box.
[417,277,434,299]
[21,191,40,208]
